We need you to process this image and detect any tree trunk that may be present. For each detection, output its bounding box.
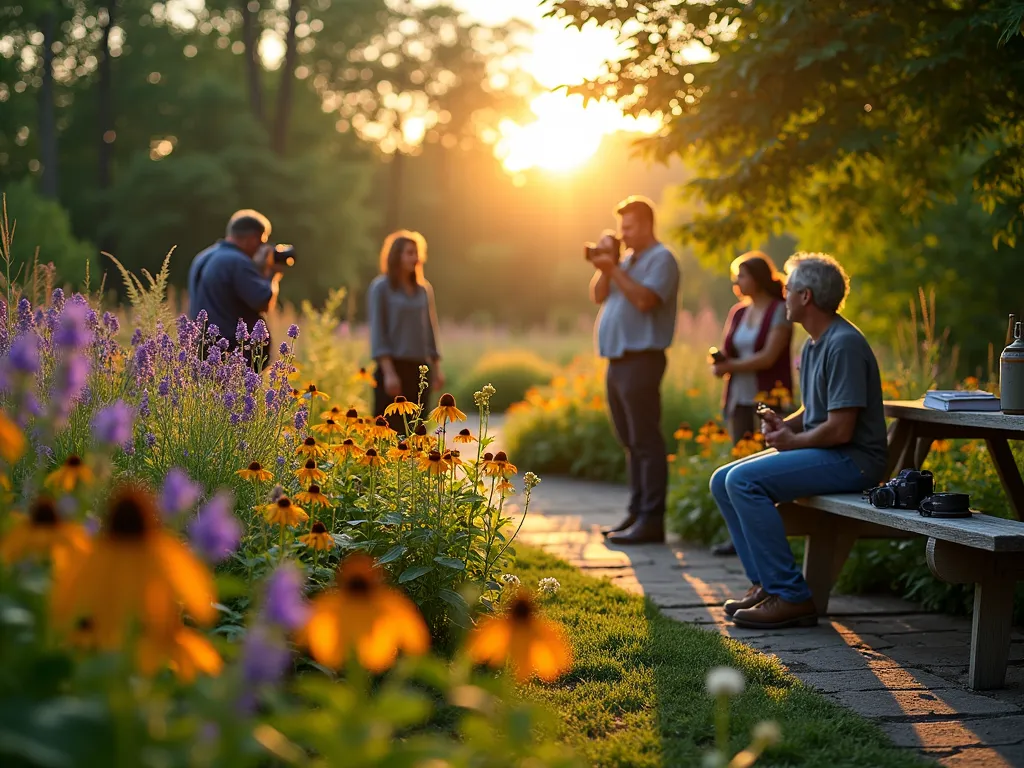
[38,0,58,199]
[384,151,405,236]
[241,0,264,123]
[97,0,117,251]
[271,0,299,155]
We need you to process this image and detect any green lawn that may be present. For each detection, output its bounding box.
[513,546,933,768]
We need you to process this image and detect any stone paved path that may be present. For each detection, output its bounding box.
[489,419,1024,767]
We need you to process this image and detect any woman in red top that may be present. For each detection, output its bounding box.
[710,251,794,555]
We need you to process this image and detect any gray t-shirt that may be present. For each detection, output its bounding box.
[799,316,888,485]
[596,243,680,359]
[368,275,441,362]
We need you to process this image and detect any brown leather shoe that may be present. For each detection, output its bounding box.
[601,512,638,537]
[731,594,817,629]
[723,585,766,617]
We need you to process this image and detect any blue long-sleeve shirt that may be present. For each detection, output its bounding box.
[188,240,272,340]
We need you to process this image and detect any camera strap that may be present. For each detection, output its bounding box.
[918,493,972,519]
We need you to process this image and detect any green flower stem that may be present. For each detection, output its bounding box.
[715,693,730,758]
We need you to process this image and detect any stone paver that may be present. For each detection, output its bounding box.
[500,458,1024,767]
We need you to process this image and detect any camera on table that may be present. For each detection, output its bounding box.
[583,236,621,263]
[270,244,297,268]
[867,468,934,510]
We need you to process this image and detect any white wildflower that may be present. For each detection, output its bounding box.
[523,471,541,491]
[500,574,521,587]
[752,720,781,747]
[538,577,560,595]
[705,666,745,697]
[418,364,430,376]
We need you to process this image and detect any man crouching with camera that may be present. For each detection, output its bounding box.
[710,253,888,629]
[188,209,290,362]
[589,196,680,545]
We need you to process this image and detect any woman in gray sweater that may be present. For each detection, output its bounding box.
[367,230,443,427]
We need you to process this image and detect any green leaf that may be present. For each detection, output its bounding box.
[433,556,466,570]
[437,588,468,611]
[377,544,407,564]
[398,565,434,583]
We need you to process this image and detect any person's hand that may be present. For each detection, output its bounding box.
[431,368,446,390]
[383,371,402,397]
[254,244,276,278]
[765,424,798,451]
[590,253,618,273]
[757,406,784,433]
[712,361,732,377]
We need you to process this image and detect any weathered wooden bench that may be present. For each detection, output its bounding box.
[779,494,1024,690]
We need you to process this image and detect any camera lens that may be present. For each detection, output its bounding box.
[870,486,896,508]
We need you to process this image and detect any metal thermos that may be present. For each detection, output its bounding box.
[1000,316,1024,414]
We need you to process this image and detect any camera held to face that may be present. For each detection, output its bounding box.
[583,236,621,263]
[867,468,934,510]
[270,244,297,268]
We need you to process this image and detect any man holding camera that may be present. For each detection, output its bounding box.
[188,210,284,355]
[590,196,680,545]
[710,253,888,629]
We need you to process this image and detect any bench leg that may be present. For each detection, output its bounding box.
[802,527,856,615]
[970,579,1015,690]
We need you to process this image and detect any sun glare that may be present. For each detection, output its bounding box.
[496,92,660,174]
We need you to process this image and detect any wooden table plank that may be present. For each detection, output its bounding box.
[885,400,1024,434]
[794,494,1024,552]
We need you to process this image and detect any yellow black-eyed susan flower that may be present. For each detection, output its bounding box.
[299,521,334,551]
[453,428,475,444]
[343,407,360,424]
[496,479,515,495]
[301,382,330,401]
[388,441,413,461]
[443,450,464,470]
[698,420,718,438]
[384,396,418,418]
[45,455,95,493]
[296,436,330,460]
[467,592,572,683]
[0,496,90,569]
[0,411,25,463]
[295,484,330,507]
[352,368,376,388]
[50,485,217,650]
[418,450,446,475]
[770,381,791,404]
[295,459,327,486]
[359,448,385,468]
[478,452,495,473]
[410,423,433,451]
[288,387,303,400]
[711,428,730,444]
[367,416,395,441]
[312,418,344,436]
[429,393,466,424]
[262,496,309,527]
[673,423,694,441]
[484,451,517,478]
[236,461,274,482]
[324,405,345,420]
[333,438,362,460]
[299,554,428,672]
[137,623,223,683]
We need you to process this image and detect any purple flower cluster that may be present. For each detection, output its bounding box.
[188,492,241,562]
[91,400,134,447]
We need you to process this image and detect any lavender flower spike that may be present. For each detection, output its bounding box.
[91,400,135,447]
[264,563,310,631]
[251,319,270,344]
[188,492,242,562]
[7,332,40,374]
[287,324,299,339]
[160,467,202,517]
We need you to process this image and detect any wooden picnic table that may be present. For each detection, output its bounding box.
[885,399,1024,520]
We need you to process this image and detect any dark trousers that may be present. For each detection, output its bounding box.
[728,405,758,445]
[606,350,668,521]
[374,358,431,434]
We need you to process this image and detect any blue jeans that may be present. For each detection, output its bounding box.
[709,448,869,603]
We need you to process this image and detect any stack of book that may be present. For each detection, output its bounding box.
[922,390,1001,412]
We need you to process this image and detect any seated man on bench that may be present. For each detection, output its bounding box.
[710,253,888,629]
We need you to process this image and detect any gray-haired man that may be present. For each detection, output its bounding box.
[709,253,888,629]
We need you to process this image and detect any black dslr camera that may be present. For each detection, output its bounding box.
[584,236,621,263]
[271,244,297,268]
[867,469,934,510]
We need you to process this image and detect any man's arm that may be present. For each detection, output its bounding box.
[787,407,857,449]
[265,273,282,313]
[590,269,611,304]
[608,266,661,313]
[234,258,274,313]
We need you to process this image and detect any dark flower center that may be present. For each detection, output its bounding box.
[439,393,456,407]
[482,452,494,461]
[681,422,691,429]
[375,417,387,428]
[427,450,442,461]
[304,459,316,470]
[396,441,409,451]
[451,450,461,457]
[309,484,321,494]
[346,409,358,418]
[459,429,471,436]
[107,489,154,539]
[343,439,355,446]
[395,396,407,403]
[311,521,327,534]
[29,498,59,526]
[76,616,94,632]
[304,437,316,447]
[291,389,300,397]
[248,461,262,471]
[366,448,378,458]
[494,451,508,463]
[277,498,292,509]
[345,574,371,596]
[325,419,336,426]
[307,384,317,392]
[510,597,533,622]
[414,425,427,436]
[66,455,82,467]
